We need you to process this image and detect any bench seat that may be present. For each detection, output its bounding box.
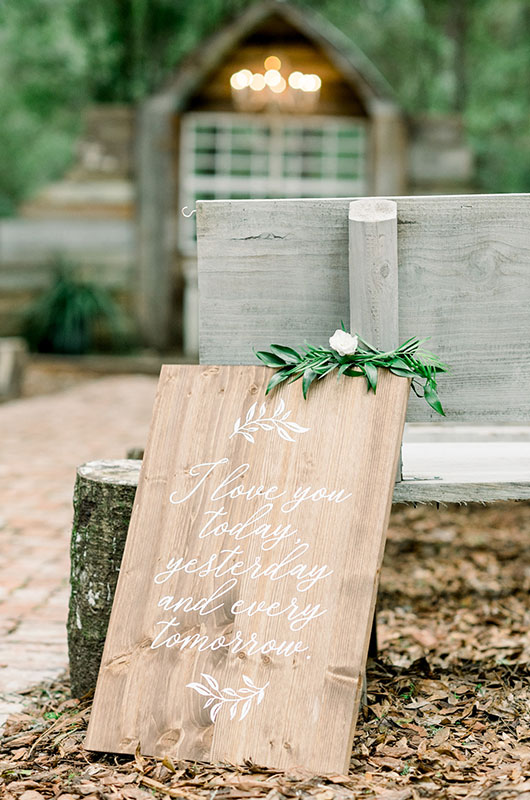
[395,425,530,503]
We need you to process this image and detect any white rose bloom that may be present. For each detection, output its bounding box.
[329,329,358,356]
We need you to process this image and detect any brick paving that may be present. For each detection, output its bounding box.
[0,376,158,725]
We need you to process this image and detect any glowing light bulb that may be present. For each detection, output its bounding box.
[230,69,252,90]
[288,71,303,89]
[270,76,287,94]
[264,69,282,88]
[250,73,266,91]
[300,73,321,92]
[264,55,281,71]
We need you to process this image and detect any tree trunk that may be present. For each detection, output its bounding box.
[67,459,141,698]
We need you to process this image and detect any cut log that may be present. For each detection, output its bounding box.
[67,459,141,698]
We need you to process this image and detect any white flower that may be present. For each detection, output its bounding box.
[329,329,358,356]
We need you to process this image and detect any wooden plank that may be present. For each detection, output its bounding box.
[0,219,134,264]
[348,199,398,351]
[136,96,175,348]
[393,480,530,504]
[348,198,401,482]
[85,364,408,773]
[197,194,530,423]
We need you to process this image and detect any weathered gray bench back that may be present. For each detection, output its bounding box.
[197,194,530,424]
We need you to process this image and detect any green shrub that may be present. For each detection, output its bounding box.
[23,264,133,355]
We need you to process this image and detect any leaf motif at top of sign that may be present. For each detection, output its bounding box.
[186,674,270,724]
[229,397,309,444]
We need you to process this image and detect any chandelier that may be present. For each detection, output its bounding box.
[230,55,321,113]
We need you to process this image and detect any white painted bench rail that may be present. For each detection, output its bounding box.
[197,193,530,503]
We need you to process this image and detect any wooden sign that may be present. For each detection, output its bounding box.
[85,365,408,773]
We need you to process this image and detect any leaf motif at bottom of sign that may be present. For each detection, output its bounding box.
[240,698,252,720]
[186,682,209,696]
[201,673,220,692]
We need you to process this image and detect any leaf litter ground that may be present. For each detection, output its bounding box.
[1,502,530,800]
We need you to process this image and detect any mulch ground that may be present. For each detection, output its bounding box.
[1,502,529,800]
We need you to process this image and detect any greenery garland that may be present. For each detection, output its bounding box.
[255,327,449,416]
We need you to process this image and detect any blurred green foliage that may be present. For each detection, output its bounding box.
[1,0,529,213]
[23,260,134,354]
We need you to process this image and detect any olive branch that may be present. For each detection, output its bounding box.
[230,398,309,443]
[186,673,269,723]
[255,331,449,416]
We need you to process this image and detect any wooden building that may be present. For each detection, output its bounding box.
[0,1,474,354]
[137,0,407,352]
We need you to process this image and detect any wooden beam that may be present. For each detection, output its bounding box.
[197,194,530,424]
[136,97,175,349]
[348,198,399,350]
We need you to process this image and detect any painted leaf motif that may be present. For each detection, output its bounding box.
[186,682,210,697]
[245,402,257,424]
[210,703,222,722]
[241,432,255,443]
[259,402,267,416]
[277,427,295,442]
[242,675,256,688]
[273,398,285,417]
[204,697,214,708]
[232,417,241,433]
[201,673,219,692]
[221,687,238,698]
[229,702,238,720]
[240,698,252,721]
[283,421,309,433]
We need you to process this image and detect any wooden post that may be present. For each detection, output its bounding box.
[348,198,399,351]
[0,337,28,401]
[349,198,401,659]
[67,460,140,698]
[136,95,175,349]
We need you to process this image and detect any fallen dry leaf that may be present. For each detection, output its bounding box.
[1,502,530,800]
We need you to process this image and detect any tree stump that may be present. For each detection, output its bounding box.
[67,459,140,698]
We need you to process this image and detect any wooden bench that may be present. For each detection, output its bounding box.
[196,193,530,504]
[68,193,530,695]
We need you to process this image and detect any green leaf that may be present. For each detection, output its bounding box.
[390,357,415,375]
[254,350,287,367]
[270,344,300,364]
[265,370,290,394]
[318,362,338,378]
[363,361,378,392]
[302,368,318,399]
[424,381,445,416]
[390,367,415,378]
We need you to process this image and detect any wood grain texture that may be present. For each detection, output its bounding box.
[197,194,530,423]
[348,199,401,482]
[85,365,408,773]
[393,481,530,503]
[348,199,399,350]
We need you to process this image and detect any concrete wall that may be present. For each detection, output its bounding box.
[0,218,136,335]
